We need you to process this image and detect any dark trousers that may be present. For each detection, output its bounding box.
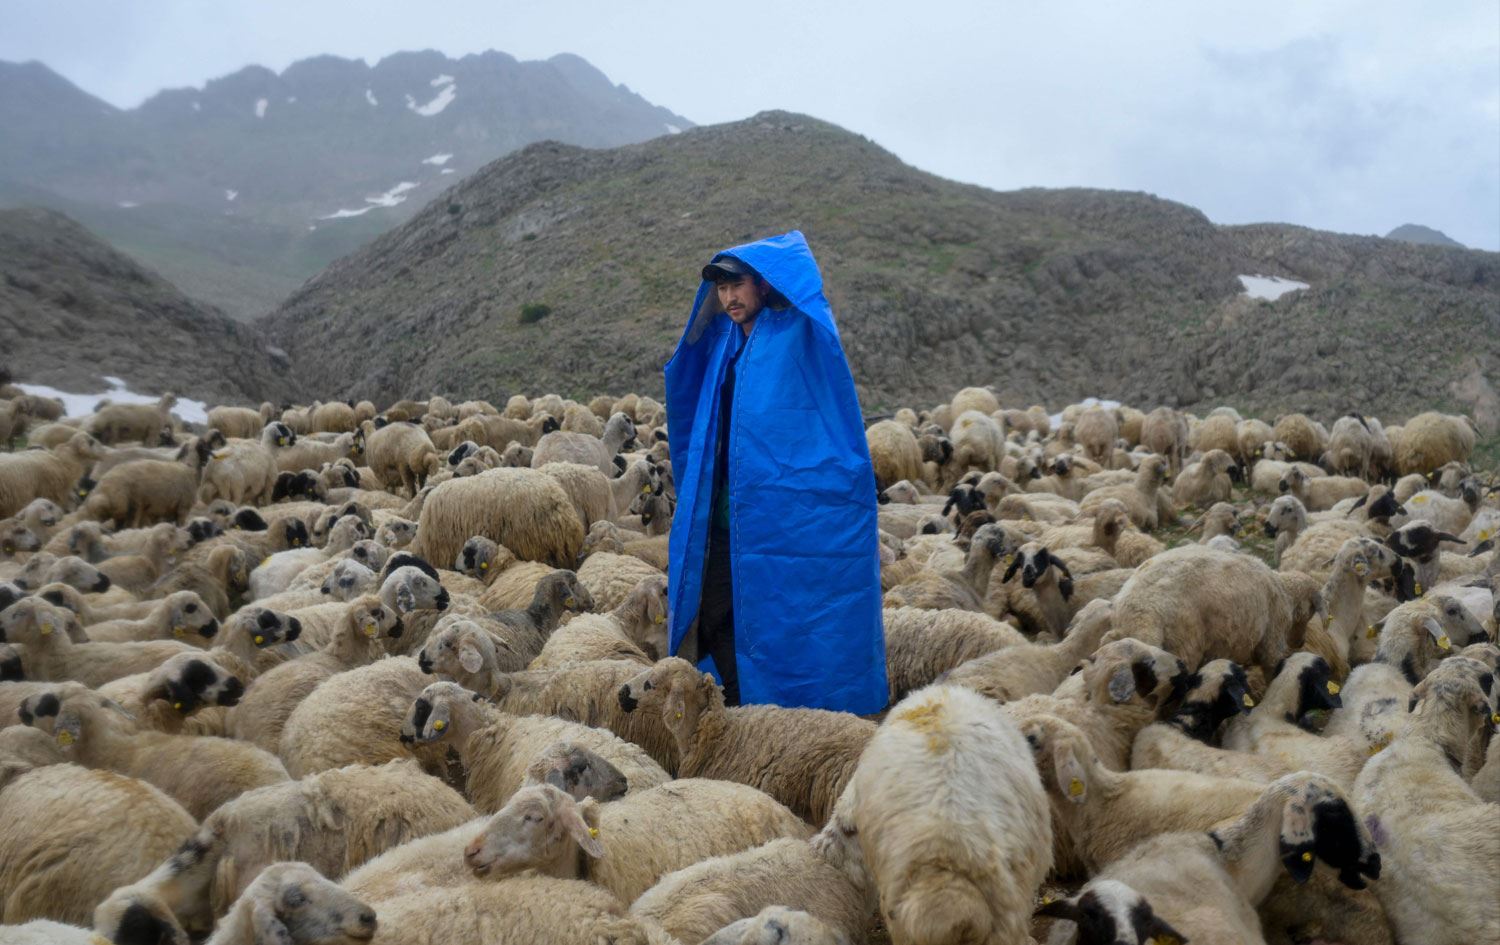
[699,528,740,706]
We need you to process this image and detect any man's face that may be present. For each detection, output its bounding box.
[716,276,767,328]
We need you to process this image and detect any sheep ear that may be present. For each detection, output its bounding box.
[458,641,484,675]
[561,799,605,858]
[1054,743,1088,804]
[1107,664,1136,703]
[250,900,294,945]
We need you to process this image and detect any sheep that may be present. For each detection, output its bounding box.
[996,542,1077,637]
[629,820,872,945]
[1387,520,1467,596]
[942,599,1116,704]
[95,651,245,734]
[1311,537,1404,673]
[531,576,666,667]
[464,779,812,905]
[1078,455,1172,531]
[1139,407,1189,475]
[410,467,584,570]
[148,544,255,620]
[399,680,670,812]
[880,606,1028,701]
[205,405,270,440]
[70,454,201,532]
[1395,411,1477,475]
[18,686,287,820]
[1353,669,1498,944]
[537,460,618,531]
[1250,453,1324,496]
[1396,478,1484,537]
[1279,465,1369,512]
[1272,412,1326,461]
[87,393,177,446]
[842,683,1051,945]
[364,422,439,497]
[0,597,198,687]
[532,412,637,475]
[0,642,21,681]
[618,658,875,825]
[225,595,400,752]
[0,433,103,519]
[944,410,1006,486]
[0,520,41,559]
[1235,417,1274,466]
[1104,544,1326,677]
[1170,448,1235,509]
[1049,773,1380,945]
[197,423,291,507]
[1127,658,1288,782]
[1262,493,1308,567]
[1074,406,1119,466]
[1219,653,1369,788]
[451,534,554,609]
[866,419,924,491]
[13,498,64,544]
[1326,414,1376,479]
[201,861,376,945]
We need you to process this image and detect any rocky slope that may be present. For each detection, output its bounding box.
[0,52,690,319]
[0,208,300,403]
[263,111,1499,427]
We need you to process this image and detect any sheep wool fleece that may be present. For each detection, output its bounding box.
[665,230,888,713]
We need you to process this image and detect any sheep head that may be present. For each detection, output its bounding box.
[463,783,603,880]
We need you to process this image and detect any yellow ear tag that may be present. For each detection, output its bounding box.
[432,719,446,731]
[1368,732,1392,755]
[1353,562,1369,578]
[588,827,600,839]
[253,635,265,645]
[1412,495,1428,505]
[479,561,488,570]
[640,484,651,494]
[1068,778,1084,797]
[674,711,683,719]
[173,702,184,711]
[39,621,54,635]
[1366,625,1378,640]
[1436,635,1450,651]
[173,626,186,638]
[654,615,665,624]
[56,731,74,746]
[1321,615,1332,630]
[212,450,229,460]
[1243,694,1255,707]
[77,489,88,497]
[260,557,270,566]
[1414,582,1424,596]
[1039,894,1055,906]
[1491,713,1500,725]
[1003,555,1015,567]
[1327,681,1340,695]
[564,596,577,608]
[1301,851,1313,862]
[363,623,378,637]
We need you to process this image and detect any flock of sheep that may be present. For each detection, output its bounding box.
[0,379,1496,945]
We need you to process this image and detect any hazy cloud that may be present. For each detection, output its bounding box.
[3,0,1496,248]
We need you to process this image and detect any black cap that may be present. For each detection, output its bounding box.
[701,256,753,283]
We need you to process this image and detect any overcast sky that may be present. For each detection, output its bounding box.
[5,0,1497,249]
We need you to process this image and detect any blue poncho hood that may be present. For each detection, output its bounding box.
[664,230,888,713]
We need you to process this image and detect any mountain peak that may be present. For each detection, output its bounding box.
[1385,223,1465,249]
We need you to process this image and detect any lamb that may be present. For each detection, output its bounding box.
[630,820,872,945]
[95,651,245,734]
[530,576,666,667]
[1170,448,1235,509]
[0,433,103,519]
[1048,773,1380,945]
[364,421,440,497]
[1262,493,1308,567]
[74,453,201,530]
[944,410,1006,485]
[1139,407,1189,475]
[463,779,811,905]
[1353,669,1498,944]
[1395,411,1477,475]
[618,658,876,824]
[1326,414,1377,479]
[942,599,1116,704]
[1220,653,1369,788]
[1235,417,1274,466]
[1128,659,1288,782]
[198,423,292,507]
[996,542,1077,636]
[225,595,400,752]
[453,535,557,609]
[1191,410,1240,458]
[202,862,377,945]
[532,412,637,475]
[87,393,177,446]
[410,467,584,569]
[881,606,1028,701]
[1104,544,1326,677]
[881,522,1017,611]
[1073,406,1119,467]
[1079,455,1172,531]
[842,683,1052,945]
[12,498,64,545]
[18,686,288,819]
[866,419,924,491]
[10,553,111,595]
[1311,537,1403,673]
[84,589,220,645]
[399,680,670,812]
[1279,465,1369,512]
[0,740,196,927]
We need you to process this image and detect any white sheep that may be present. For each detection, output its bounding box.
[942,599,1116,704]
[843,683,1052,945]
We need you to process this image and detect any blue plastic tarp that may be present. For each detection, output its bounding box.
[664,230,888,714]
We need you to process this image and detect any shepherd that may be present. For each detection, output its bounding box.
[664,230,888,714]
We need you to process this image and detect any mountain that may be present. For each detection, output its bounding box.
[0,52,691,319]
[262,111,1500,428]
[0,207,301,404]
[1385,223,1466,249]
